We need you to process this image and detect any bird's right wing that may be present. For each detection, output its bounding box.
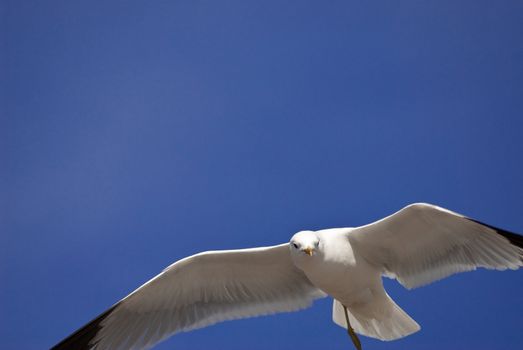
[52,243,326,350]
[349,203,522,289]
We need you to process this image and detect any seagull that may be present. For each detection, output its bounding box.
[52,203,522,350]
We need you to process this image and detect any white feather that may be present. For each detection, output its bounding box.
[349,203,523,289]
[91,244,325,350]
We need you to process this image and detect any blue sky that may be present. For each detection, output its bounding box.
[2,1,523,349]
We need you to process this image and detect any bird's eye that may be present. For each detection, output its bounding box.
[292,242,298,249]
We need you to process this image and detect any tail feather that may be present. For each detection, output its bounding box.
[332,293,420,341]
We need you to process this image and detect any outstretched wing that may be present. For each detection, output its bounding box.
[349,203,522,289]
[52,243,325,350]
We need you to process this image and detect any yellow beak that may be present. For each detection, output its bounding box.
[303,247,314,256]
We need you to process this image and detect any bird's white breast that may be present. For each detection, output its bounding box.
[296,228,382,305]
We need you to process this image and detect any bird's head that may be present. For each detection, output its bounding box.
[289,231,320,261]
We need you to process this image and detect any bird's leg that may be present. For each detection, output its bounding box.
[343,305,362,350]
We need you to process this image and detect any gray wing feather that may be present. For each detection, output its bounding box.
[53,244,325,350]
[349,203,522,289]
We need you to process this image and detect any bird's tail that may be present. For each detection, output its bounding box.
[332,292,420,341]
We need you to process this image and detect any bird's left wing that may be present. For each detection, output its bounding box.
[349,203,522,289]
[52,243,326,350]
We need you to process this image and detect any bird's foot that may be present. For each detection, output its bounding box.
[343,305,362,350]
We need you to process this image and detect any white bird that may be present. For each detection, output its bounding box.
[52,203,522,350]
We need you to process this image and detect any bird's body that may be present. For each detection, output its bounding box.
[52,203,522,350]
[290,228,420,341]
[293,228,378,307]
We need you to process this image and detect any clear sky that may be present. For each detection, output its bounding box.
[2,1,523,349]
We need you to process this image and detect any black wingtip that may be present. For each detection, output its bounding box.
[468,218,523,249]
[51,303,119,350]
